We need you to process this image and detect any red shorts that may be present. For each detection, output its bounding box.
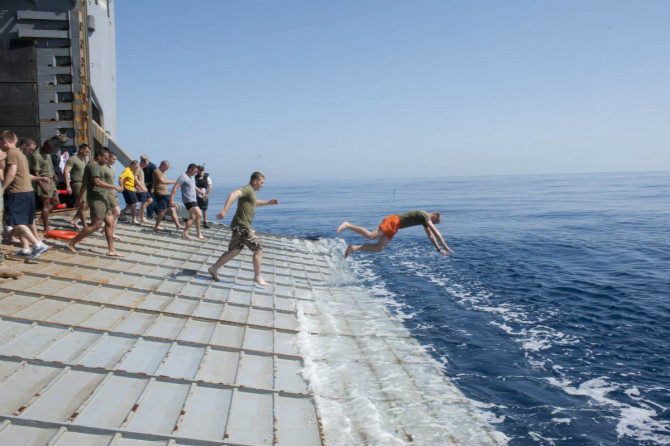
[379,214,400,240]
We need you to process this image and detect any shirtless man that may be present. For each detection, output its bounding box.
[337,210,454,258]
[208,172,278,285]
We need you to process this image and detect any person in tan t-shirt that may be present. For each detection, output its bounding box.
[152,160,182,231]
[0,130,51,258]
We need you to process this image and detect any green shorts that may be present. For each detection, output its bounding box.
[71,182,86,201]
[107,191,119,207]
[37,181,57,199]
[88,198,111,220]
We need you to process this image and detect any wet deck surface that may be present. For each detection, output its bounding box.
[0,213,326,446]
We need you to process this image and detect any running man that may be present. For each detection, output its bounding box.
[337,210,454,258]
[207,172,278,285]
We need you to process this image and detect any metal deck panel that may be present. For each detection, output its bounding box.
[0,213,505,445]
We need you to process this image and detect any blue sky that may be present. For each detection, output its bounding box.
[115,1,670,183]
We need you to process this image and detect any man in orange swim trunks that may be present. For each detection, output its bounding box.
[336,210,455,259]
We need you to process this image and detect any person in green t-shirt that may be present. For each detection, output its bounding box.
[64,143,90,230]
[337,210,454,258]
[31,139,60,232]
[207,172,279,286]
[66,148,124,256]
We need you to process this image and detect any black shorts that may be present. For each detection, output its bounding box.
[185,201,199,210]
[122,189,139,205]
[196,196,209,210]
[138,191,151,203]
[156,193,170,210]
[6,191,36,226]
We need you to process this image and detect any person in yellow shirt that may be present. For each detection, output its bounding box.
[119,160,140,224]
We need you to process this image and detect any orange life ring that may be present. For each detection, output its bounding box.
[45,229,78,240]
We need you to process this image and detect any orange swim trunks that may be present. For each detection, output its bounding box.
[379,214,401,240]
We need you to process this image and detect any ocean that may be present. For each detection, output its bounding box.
[207,171,670,445]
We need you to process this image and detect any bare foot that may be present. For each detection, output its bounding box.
[181,233,192,240]
[336,222,349,234]
[208,267,220,282]
[175,225,184,230]
[344,245,354,259]
[107,251,124,257]
[197,235,206,240]
[154,226,165,231]
[69,220,80,230]
[140,219,151,224]
[65,242,78,253]
[254,277,268,286]
[113,235,123,241]
[133,220,142,225]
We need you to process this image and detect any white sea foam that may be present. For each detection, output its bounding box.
[294,238,507,445]
[384,245,669,445]
[547,377,670,444]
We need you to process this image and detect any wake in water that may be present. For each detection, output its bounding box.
[295,238,507,446]
[213,172,670,445]
[348,239,670,445]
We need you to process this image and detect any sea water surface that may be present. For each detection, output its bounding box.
[209,171,670,445]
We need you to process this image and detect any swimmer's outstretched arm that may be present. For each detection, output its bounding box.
[424,221,455,256]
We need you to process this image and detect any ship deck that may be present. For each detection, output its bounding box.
[0,212,504,445]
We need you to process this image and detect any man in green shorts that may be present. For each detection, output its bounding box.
[66,149,124,256]
[31,139,60,232]
[337,210,454,258]
[207,172,279,286]
[64,143,90,229]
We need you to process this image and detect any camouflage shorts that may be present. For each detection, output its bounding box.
[228,226,262,253]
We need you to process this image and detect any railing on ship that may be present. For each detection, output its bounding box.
[91,119,132,167]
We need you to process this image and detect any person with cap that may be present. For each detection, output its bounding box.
[195,165,213,228]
